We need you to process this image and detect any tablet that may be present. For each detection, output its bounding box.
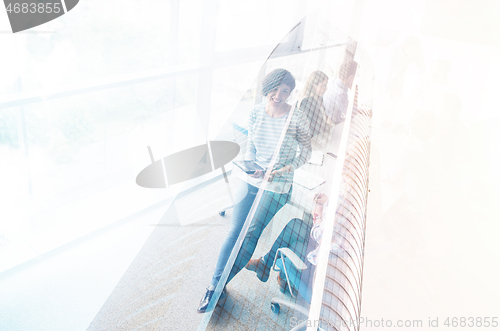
[233,160,265,174]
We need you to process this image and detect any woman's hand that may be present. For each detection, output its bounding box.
[250,170,264,178]
[313,193,329,205]
[312,193,328,224]
[269,165,293,181]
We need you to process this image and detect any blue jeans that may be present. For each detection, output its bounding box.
[262,217,315,302]
[210,180,291,287]
[260,217,312,270]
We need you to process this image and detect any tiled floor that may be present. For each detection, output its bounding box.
[206,271,310,331]
[85,174,311,331]
[1,173,318,331]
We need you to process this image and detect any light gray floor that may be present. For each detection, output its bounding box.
[0,175,311,331]
[86,175,309,331]
[0,200,165,331]
[87,205,228,331]
[205,271,309,331]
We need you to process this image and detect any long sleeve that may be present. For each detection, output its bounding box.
[239,104,311,193]
[244,109,256,161]
[300,97,328,138]
[323,79,349,123]
[291,109,312,169]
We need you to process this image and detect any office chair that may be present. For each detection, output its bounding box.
[269,248,327,331]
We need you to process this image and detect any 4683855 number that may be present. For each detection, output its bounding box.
[6,2,61,14]
[444,317,498,328]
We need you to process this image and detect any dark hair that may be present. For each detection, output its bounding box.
[302,70,329,98]
[262,69,296,96]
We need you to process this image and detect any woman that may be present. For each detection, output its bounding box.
[247,140,364,301]
[245,193,329,301]
[197,69,312,313]
[299,71,330,140]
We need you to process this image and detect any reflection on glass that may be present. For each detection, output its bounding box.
[197,68,312,315]
[200,14,373,331]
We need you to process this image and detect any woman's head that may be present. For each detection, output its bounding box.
[262,69,296,97]
[303,71,329,98]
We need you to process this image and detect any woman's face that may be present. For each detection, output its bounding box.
[315,79,328,96]
[267,83,291,107]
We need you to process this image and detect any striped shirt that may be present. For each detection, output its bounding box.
[242,102,312,193]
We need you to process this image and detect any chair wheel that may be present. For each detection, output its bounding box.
[219,210,226,217]
[271,303,280,314]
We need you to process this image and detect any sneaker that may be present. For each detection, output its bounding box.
[197,287,227,314]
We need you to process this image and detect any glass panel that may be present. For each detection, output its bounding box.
[0,75,202,271]
[215,0,302,52]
